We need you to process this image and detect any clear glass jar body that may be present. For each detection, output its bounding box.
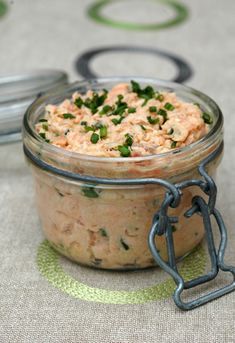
[23,77,223,270]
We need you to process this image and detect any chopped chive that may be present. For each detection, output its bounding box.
[156,94,164,102]
[141,98,148,107]
[84,125,95,132]
[147,116,159,125]
[140,125,146,131]
[171,141,177,148]
[99,104,112,115]
[90,132,99,144]
[128,107,136,113]
[82,186,99,198]
[158,109,168,122]
[39,132,50,143]
[83,91,107,114]
[113,96,128,115]
[149,106,157,113]
[111,116,124,125]
[117,94,124,101]
[168,128,174,135]
[99,228,108,237]
[42,123,48,131]
[164,102,175,111]
[125,133,133,146]
[74,97,83,108]
[131,80,155,104]
[120,238,129,250]
[39,132,46,139]
[100,126,108,139]
[94,122,103,129]
[202,112,213,124]
[80,121,87,126]
[39,118,48,123]
[118,145,131,157]
[63,113,76,119]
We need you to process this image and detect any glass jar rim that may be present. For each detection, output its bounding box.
[23,76,223,163]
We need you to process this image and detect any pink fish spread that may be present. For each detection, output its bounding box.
[35,81,212,158]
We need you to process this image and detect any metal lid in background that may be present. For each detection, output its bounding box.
[0,70,68,144]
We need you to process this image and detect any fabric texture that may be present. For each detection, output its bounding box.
[0,0,235,342]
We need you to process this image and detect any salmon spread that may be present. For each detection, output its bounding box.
[35,81,212,157]
[31,81,218,270]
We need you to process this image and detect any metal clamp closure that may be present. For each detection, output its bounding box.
[148,143,235,310]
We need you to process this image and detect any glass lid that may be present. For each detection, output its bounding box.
[0,69,68,144]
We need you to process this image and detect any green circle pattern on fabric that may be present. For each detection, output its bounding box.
[87,0,188,31]
[37,240,206,304]
[0,1,7,18]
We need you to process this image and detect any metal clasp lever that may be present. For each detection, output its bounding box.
[148,143,235,310]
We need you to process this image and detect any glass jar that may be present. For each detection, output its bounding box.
[22,77,223,270]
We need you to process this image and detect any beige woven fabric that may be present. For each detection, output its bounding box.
[0,0,235,342]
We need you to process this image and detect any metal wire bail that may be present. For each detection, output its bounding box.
[148,142,235,310]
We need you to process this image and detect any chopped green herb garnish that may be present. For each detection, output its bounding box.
[82,186,99,198]
[80,121,87,126]
[100,125,108,139]
[90,132,99,144]
[168,128,174,135]
[156,94,164,102]
[131,80,155,105]
[83,91,107,114]
[147,116,159,125]
[164,102,175,111]
[113,95,128,115]
[141,98,148,107]
[39,118,48,123]
[158,109,168,122]
[99,104,113,115]
[39,132,46,139]
[118,145,131,157]
[94,122,103,129]
[202,112,213,124]
[74,97,83,108]
[125,133,133,146]
[99,228,108,237]
[140,125,146,131]
[42,123,48,131]
[194,102,201,108]
[39,132,50,143]
[84,125,95,132]
[63,113,76,119]
[128,107,136,113]
[171,225,177,232]
[120,238,129,250]
[111,116,124,125]
[171,141,177,148]
[149,106,157,113]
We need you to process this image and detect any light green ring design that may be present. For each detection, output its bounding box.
[37,240,206,304]
[87,0,188,31]
[0,1,7,18]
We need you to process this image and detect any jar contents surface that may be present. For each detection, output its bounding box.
[35,81,212,157]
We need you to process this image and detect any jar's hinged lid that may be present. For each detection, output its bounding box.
[0,70,68,144]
